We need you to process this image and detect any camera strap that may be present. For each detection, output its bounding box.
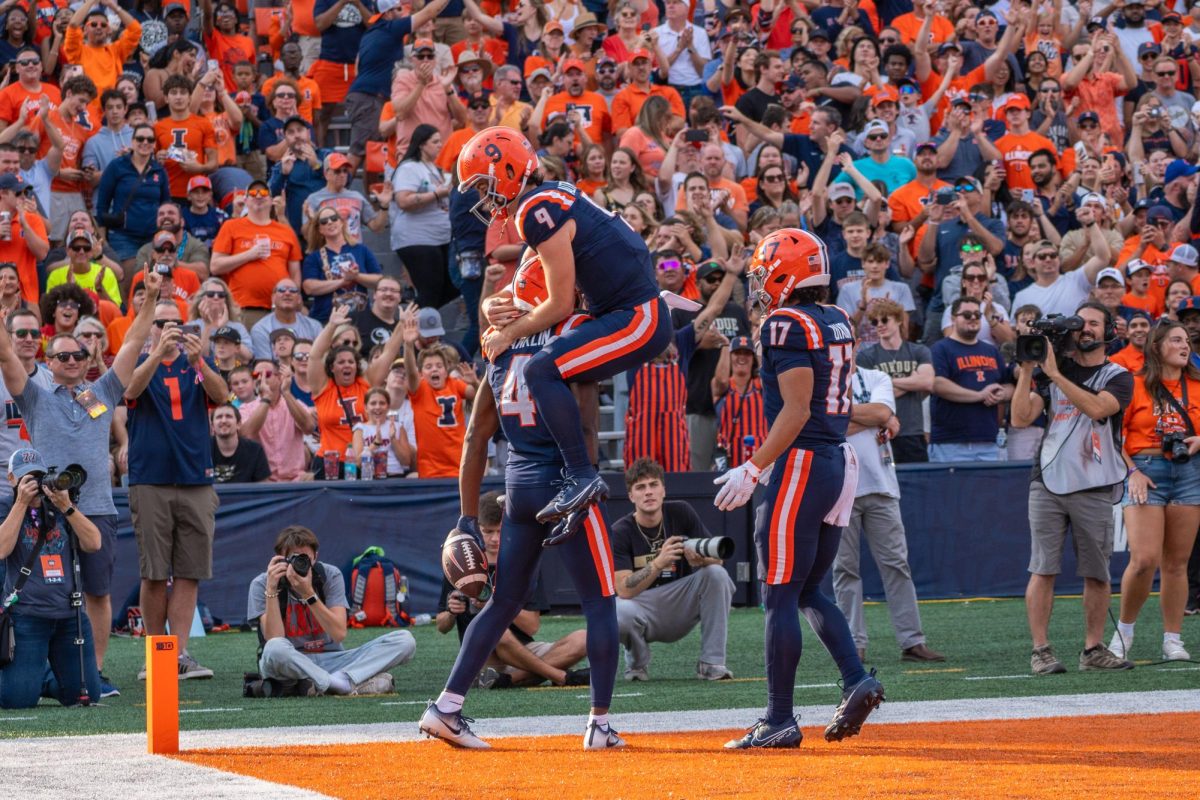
[1163,379,1196,438]
[1,515,49,610]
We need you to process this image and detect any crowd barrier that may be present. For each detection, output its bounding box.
[100,463,1132,625]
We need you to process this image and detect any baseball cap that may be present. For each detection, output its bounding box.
[1134,196,1155,211]
[629,48,652,62]
[1125,258,1152,276]
[915,140,938,153]
[828,182,857,201]
[696,261,722,281]
[1095,267,1125,286]
[1169,242,1200,267]
[526,66,553,83]
[376,0,402,12]
[1128,309,1153,324]
[187,175,212,192]
[211,325,241,343]
[417,307,445,337]
[863,119,889,137]
[8,448,47,479]
[999,94,1031,115]
[1178,296,1200,317]
[976,9,997,20]
[411,39,436,53]
[870,85,899,106]
[1165,159,1200,185]
[269,327,297,343]
[1147,205,1176,224]
[1086,16,1106,31]
[783,74,805,92]
[1164,11,1183,23]
[1138,42,1162,58]
[68,228,93,246]
[808,27,832,41]
[1078,110,1100,126]
[561,57,587,74]
[324,152,351,171]
[152,230,176,248]
[248,178,270,192]
[937,41,962,56]
[465,90,492,109]
[281,114,307,130]
[0,173,25,192]
[1080,191,1107,208]
[729,336,755,353]
[543,20,564,35]
[162,2,188,15]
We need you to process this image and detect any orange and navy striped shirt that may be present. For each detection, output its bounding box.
[716,377,767,468]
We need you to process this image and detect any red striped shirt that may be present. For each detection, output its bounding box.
[716,377,768,468]
[624,361,689,472]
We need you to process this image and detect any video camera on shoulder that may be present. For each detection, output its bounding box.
[1015,314,1083,363]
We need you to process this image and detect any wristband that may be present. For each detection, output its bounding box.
[1127,466,1140,478]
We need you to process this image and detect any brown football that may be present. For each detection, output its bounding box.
[442,531,489,599]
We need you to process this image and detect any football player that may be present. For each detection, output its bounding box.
[419,254,624,751]
[714,229,885,749]
[458,127,672,541]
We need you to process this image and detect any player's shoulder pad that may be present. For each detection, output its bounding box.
[763,307,834,352]
[515,182,578,246]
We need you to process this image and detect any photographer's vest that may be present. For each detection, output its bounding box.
[1038,362,1128,497]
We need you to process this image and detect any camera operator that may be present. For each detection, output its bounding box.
[0,269,162,699]
[610,458,734,682]
[1110,321,1200,662]
[0,449,102,709]
[248,525,414,696]
[1012,302,1135,674]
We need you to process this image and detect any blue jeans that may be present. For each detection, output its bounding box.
[0,612,101,709]
[929,442,1001,463]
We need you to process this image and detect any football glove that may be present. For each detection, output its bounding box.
[713,460,762,511]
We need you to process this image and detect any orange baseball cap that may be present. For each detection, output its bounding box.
[561,57,587,74]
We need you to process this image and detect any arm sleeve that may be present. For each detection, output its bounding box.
[62,26,83,62]
[247,572,268,621]
[116,19,143,60]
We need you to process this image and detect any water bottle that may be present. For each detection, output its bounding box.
[714,445,728,472]
[360,449,373,481]
[412,613,432,626]
[742,436,756,466]
[996,427,1008,451]
[343,445,358,480]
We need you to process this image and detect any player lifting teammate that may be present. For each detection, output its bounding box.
[458,127,672,541]
[714,229,885,749]
[419,254,623,751]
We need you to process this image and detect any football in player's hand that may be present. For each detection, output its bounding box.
[442,530,489,599]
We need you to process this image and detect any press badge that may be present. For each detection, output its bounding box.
[74,388,108,418]
[40,554,64,584]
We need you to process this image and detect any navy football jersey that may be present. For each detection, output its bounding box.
[488,315,590,483]
[760,304,855,450]
[127,355,216,485]
[513,181,658,316]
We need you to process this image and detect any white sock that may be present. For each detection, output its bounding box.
[435,691,464,714]
[589,713,609,729]
[1164,632,1182,644]
[326,671,353,695]
[1117,621,1135,640]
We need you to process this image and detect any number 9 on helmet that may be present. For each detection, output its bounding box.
[457,126,538,225]
[747,228,831,313]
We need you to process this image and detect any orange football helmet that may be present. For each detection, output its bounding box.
[512,249,549,312]
[457,126,538,224]
[748,228,830,312]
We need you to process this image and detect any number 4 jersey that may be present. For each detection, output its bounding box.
[488,315,592,484]
[513,181,658,316]
[760,304,855,450]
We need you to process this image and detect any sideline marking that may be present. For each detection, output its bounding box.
[903,667,966,674]
[0,716,36,721]
[964,674,1033,681]
[380,700,429,706]
[181,707,244,714]
[576,692,643,699]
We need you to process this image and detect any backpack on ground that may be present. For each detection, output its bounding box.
[347,547,412,628]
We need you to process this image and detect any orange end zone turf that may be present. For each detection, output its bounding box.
[176,712,1200,799]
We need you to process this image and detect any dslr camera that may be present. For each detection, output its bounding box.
[285,553,312,577]
[1015,314,1083,363]
[683,537,734,559]
[33,464,87,499]
[934,187,957,205]
[1162,432,1191,464]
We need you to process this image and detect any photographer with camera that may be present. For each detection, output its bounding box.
[0,270,162,699]
[1109,321,1200,662]
[248,525,413,696]
[0,449,102,709]
[610,458,735,682]
[1012,302,1135,674]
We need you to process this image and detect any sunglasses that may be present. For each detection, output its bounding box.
[832,197,855,204]
[867,316,893,325]
[956,311,982,320]
[15,146,36,154]
[318,215,340,225]
[274,92,297,99]
[459,65,481,73]
[153,243,174,253]
[203,290,226,299]
[246,187,270,198]
[968,92,989,103]
[597,65,616,73]
[11,328,37,339]
[133,135,155,144]
[866,133,888,142]
[962,273,988,282]
[57,300,79,310]
[69,244,91,253]
[52,351,88,362]
[1157,71,1177,77]
[15,58,38,67]
[899,85,917,94]
[955,184,978,193]
[413,53,436,61]
[276,286,300,294]
[252,370,275,379]
[762,174,785,183]
[502,78,522,85]
[1035,251,1057,260]
[1079,122,1099,130]
[657,260,682,271]
[960,243,983,253]
[1140,53,1159,60]
[77,330,102,339]
[1040,86,1061,93]
[701,272,723,283]
[293,352,310,361]
[152,319,176,328]
[86,20,108,28]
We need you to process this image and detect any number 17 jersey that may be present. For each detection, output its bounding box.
[760,304,855,450]
[487,315,591,484]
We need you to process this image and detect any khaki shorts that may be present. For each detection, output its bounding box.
[130,484,218,581]
[487,640,554,675]
[1027,481,1115,582]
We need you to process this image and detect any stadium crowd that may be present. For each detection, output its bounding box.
[2,0,1200,706]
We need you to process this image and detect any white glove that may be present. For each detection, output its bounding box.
[713,460,762,511]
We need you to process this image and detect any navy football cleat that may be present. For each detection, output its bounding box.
[724,717,803,750]
[544,506,591,547]
[418,701,490,749]
[824,669,885,742]
[536,473,608,524]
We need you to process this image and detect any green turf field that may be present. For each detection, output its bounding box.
[3,596,1197,738]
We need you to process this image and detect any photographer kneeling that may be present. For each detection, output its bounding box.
[1012,303,1134,674]
[611,459,735,682]
[0,450,102,709]
[247,526,415,696]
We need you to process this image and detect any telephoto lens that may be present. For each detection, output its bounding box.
[683,537,734,559]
